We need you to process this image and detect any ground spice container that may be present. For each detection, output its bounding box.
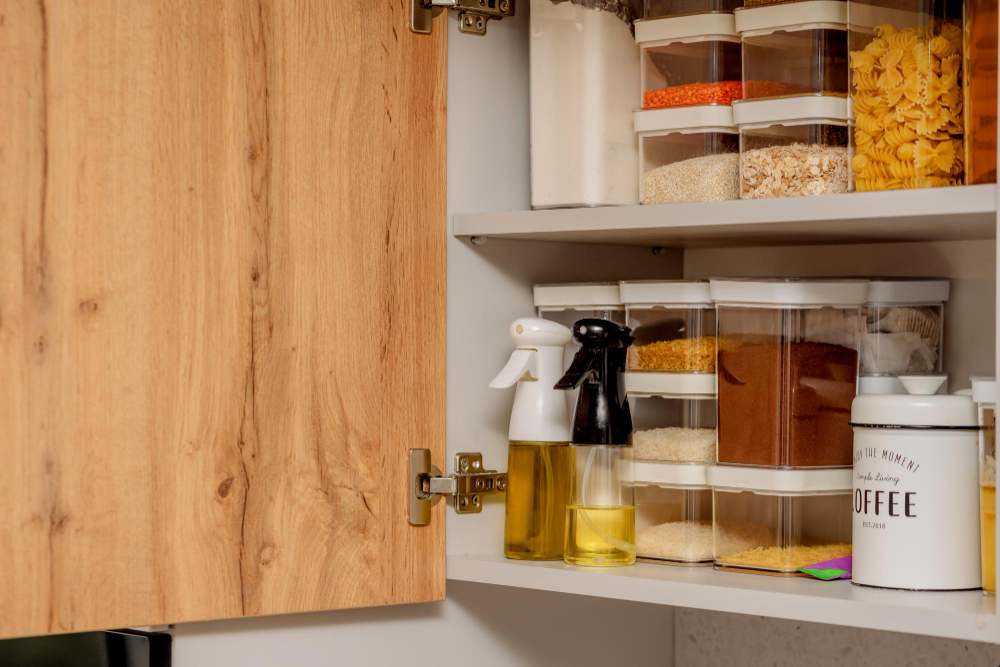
[733,95,850,198]
[635,13,742,110]
[711,278,867,468]
[710,466,853,575]
[629,394,717,463]
[736,1,848,100]
[974,378,996,595]
[858,279,949,395]
[847,0,964,191]
[635,467,714,565]
[635,107,740,204]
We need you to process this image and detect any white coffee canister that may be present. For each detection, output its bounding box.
[851,375,982,590]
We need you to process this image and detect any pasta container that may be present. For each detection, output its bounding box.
[529,0,639,208]
[635,107,739,204]
[635,466,714,565]
[736,1,848,100]
[628,394,717,463]
[622,281,718,396]
[847,0,964,191]
[974,378,997,595]
[858,279,949,394]
[733,95,850,198]
[645,0,741,19]
[635,14,742,110]
[711,278,867,468]
[964,0,998,185]
[710,466,853,575]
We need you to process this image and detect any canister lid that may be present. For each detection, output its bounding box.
[625,371,718,397]
[709,278,868,307]
[635,12,739,44]
[620,280,712,305]
[865,278,950,305]
[734,0,846,34]
[732,94,849,126]
[851,375,978,428]
[972,377,997,405]
[533,283,623,309]
[708,465,852,493]
[634,461,711,488]
[634,105,737,134]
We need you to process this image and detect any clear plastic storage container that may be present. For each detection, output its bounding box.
[734,96,850,198]
[847,0,964,191]
[636,107,740,204]
[645,0,742,19]
[635,473,714,565]
[629,394,717,463]
[710,466,853,575]
[711,278,867,468]
[964,0,998,185]
[529,0,639,208]
[974,378,997,595]
[736,1,848,99]
[636,14,742,110]
[534,283,627,330]
[858,279,949,394]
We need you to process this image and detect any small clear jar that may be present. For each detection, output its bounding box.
[711,278,866,468]
[734,97,850,198]
[859,279,949,394]
[565,445,636,566]
[645,0,741,19]
[711,466,853,575]
[974,378,997,595]
[847,0,964,191]
[636,480,714,565]
[737,2,848,99]
[636,15,742,110]
[629,394,717,463]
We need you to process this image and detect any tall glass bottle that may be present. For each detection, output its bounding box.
[556,319,636,566]
[491,318,574,560]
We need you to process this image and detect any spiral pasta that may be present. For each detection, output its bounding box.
[928,35,956,58]
[884,125,917,146]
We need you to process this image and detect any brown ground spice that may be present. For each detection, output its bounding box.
[717,341,857,467]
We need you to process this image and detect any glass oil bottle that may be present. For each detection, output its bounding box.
[491,318,574,560]
[556,319,636,566]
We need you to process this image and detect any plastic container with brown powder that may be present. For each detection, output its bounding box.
[709,278,868,468]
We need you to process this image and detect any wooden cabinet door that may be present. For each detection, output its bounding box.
[0,0,446,638]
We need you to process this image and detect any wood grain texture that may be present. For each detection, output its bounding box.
[0,0,446,638]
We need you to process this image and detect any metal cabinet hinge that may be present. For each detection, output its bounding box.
[409,449,507,525]
[410,0,514,36]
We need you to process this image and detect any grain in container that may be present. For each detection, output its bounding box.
[851,376,981,590]
[858,278,949,395]
[635,106,740,204]
[635,13,742,110]
[974,378,997,595]
[964,0,998,185]
[645,0,742,19]
[710,466,853,575]
[629,394,717,463]
[711,278,867,468]
[736,1,848,100]
[635,464,714,565]
[847,0,964,191]
[733,95,850,198]
[529,0,639,208]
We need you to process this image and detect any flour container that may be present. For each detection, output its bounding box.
[974,378,997,595]
[851,376,981,590]
[635,465,714,565]
[711,278,867,468]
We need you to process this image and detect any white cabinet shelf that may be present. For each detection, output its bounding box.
[448,554,998,643]
[453,185,998,248]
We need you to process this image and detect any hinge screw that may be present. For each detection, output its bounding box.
[472,495,481,507]
[465,15,473,26]
[499,0,509,11]
[470,235,488,246]
[460,457,470,472]
[497,478,507,492]
[476,18,485,30]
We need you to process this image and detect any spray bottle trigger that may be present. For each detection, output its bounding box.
[489,349,539,388]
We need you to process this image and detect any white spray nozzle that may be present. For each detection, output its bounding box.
[490,349,538,388]
[508,317,573,348]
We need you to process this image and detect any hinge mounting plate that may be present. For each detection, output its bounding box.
[409,449,507,525]
[410,0,514,36]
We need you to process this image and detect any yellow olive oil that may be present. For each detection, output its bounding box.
[504,442,574,560]
[564,504,636,566]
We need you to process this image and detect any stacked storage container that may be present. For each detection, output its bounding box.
[621,281,718,565]
[732,1,851,198]
[633,8,742,204]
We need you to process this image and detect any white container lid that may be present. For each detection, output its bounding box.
[710,278,868,307]
[533,283,623,310]
[859,375,949,396]
[709,464,852,493]
[865,278,950,305]
[625,371,718,397]
[634,105,736,134]
[635,12,739,45]
[634,461,711,488]
[732,94,849,126]
[620,280,712,305]
[851,375,978,428]
[734,0,846,34]
[972,377,997,405]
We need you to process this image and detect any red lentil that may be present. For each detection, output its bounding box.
[643,81,743,109]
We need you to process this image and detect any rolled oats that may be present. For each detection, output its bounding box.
[740,144,849,199]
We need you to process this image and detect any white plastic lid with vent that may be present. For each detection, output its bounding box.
[732,94,849,127]
[866,278,951,305]
[710,277,869,307]
[635,12,739,45]
[634,105,737,134]
[533,283,623,310]
[634,461,711,488]
[619,280,713,306]
[625,372,717,397]
[709,465,852,494]
[851,375,978,428]
[734,0,846,34]
[973,377,997,405]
